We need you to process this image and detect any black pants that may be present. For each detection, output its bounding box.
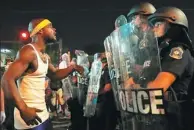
[89,100,117,130]
[67,98,87,130]
[46,96,56,113]
[165,100,193,130]
[178,100,194,130]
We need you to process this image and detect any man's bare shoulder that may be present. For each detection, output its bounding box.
[16,44,36,62]
[45,53,51,63]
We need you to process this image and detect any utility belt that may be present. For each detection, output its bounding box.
[164,89,189,116]
[164,91,188,101]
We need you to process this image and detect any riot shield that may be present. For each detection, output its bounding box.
[104,22,166,130]
[84,53,102,117]
[104,36,120,111]
[75,50,90,105]
[60,53,74,101]
[115,15,128,29]
[61,77,73,100]
[104,15,128,112]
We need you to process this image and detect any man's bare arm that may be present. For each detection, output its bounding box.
[0,87,5,112]
[47,56,83,81]
[1,46,35,111]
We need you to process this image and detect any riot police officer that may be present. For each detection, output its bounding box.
[88,53,117,130]
[148,7,194,130]
[125,2,158,87]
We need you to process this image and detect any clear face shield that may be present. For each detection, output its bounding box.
[149,19,170,38]
[128,14,152,33]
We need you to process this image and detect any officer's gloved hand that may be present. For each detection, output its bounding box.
[0,111,6,124]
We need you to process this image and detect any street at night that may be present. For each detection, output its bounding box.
[1,0,194,130]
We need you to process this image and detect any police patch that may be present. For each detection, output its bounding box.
[169,47,183,59]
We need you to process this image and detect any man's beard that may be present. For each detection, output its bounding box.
[45,37,57,44]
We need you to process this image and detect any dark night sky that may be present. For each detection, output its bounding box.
[0,0,193,54]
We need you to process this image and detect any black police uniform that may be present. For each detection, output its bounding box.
[89,65,117,130]
[187,72,194,130]
[160,42,194,95]
[67,75,88,130]
[160,41,194,130]
[133,41,194,130]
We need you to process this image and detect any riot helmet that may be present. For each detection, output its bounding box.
[148,7,194,56]
[127,2,156,33]
[115,15,128,29]
[127,2,156,20]
[148,7,188,31]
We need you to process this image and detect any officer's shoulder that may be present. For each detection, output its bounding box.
[168,44,187,60]
[104,65,109,71]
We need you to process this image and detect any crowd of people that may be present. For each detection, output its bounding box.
[1,2,194,130]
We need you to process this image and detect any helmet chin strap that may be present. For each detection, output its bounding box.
[159,38,171,49]
[182,28,194,57]
[157,24,171,49]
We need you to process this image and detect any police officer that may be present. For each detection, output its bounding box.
[89,53,117,130]
[67,51,88,130]
[148,7,194,130]
[125,2,158,88]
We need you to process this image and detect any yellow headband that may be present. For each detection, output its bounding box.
[30,19,51,37]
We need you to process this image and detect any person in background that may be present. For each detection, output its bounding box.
[59,52,72,118]
[1,58,15,130]
[0,87,6,126]
[4,58,13,71]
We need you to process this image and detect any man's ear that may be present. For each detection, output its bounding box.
[38,29,43,34]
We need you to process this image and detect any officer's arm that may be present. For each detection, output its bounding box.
[104,68,112,92]
[124,77,136,89]
[147,72,176,92]
[104,83,112,92]
[148,47,188,92]
[99,83,112,95]
[1,46,35,111]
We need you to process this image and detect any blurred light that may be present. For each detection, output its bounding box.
[19,31,29,40]
[1,49,11,53]
[21,32,27,38]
